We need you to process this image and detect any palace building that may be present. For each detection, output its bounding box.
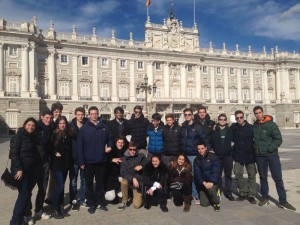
[0,6,300,134]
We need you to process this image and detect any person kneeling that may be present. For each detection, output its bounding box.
[143,154,168,212]
[118,141,146,211]
[168,153,192,212]
[194,141,221,212]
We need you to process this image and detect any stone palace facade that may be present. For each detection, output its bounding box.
[0,10,300,134]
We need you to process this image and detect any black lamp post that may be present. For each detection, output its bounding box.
[136,75,157,117]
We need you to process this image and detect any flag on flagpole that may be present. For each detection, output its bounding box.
[146,0,151,7]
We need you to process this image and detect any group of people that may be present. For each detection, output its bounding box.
[9,103,296,225]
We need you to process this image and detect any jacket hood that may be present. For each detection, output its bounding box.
[258,115,273,124]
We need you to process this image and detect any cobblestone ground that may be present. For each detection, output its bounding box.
[1,130,300,225]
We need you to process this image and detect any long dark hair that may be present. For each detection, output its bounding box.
[22,117,38,134]
[53,116,72,147]
[169,153,192,173]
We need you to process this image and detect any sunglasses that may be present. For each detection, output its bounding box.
[184,113,192,116]
[219,118,227,121]
[128,148,137,151]
[236,116,244,120]
[134,111,141,114]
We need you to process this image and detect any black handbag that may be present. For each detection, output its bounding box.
[1,167,20,190]
[170,181,183,190]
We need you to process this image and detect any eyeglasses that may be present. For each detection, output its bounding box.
[128,148,137,151]
[184,113,192,116]
[134,111,141,114]
[219,118,227,121]
[236,116,244,120]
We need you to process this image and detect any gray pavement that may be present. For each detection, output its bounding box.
[1,130,300,225]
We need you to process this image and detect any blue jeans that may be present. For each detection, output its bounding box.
[69,163,85,204]
[52,171,67,210]
[187,155,199,198]
[256,155,287,204]
[10,172,37,225]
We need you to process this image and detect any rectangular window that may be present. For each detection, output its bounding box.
[202,66,208,74]
[6,112,18,128]
[9,47,18,56]
[255,70,260,77]
[102,58,108,67]
[61,55,68,64]
[216,67,221,74]
[187,65,193,72]
[242,69,247,76]
[229,68,234,75]
[137,61,144,70]
[82,56,89,66]
[120,59,127,69]
[155,63,161,70]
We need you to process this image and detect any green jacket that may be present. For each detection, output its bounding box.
[253,115,282,157]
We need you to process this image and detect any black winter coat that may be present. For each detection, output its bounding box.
[194,151,221,186]
[180,121,209,156]
[128,114,149,149]
[10,128,39,172]
[69,117,88,164]
[51,132,72,171]
[36,120,53,162]
[143,162,168,188]
[162,123,182,156]
[230,122,255,164]
[211,124,233,158]
[194,114,215,144]
[107,118,130,145]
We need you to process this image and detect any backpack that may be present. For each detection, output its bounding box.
[8,134,21,159]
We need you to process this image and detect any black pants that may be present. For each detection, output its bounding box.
[35,161,50,212]
[85,163,106,206]
[172,181,192,206]
[143,187,166,206]
[218,155,233,196]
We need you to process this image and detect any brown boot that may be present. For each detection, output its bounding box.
[183,195,192,212]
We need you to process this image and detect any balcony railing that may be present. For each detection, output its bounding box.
[204,99,211,103]
[58,96,71,100]
[270,100,276,103]
[243,100,251,103]
[230,100,238,103]
[80,97,92,100]
[5,92,20,97]
[255,100,263,103]
[137,97,146,101]
[216,100,224,103]
[119,97,129,101]
[292,99,299,103]
[100,97,112,101]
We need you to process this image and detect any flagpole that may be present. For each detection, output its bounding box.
[194,0,196,25]
[147,5,149,20]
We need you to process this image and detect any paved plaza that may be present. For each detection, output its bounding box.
[1,129,300,225]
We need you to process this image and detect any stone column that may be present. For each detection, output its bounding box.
[249,69,255,104]
[48,49,56,99]
[129,60,135,101]
[164,62,170,98]
[72,55,78,100]
[296,69,300,100]
[92,57,98,101]
[275,68,281,103]
[21,45,30,97]
[180,64,186,98]
[262,69,270,104]
[210,66,216,103]
[147,61,153,101]
[111,58,117,101]
[223,67,229,103]
[0,43,4,96]
[195,65,201,100]
[237,68,242,103]
[284,68,291,103]
[29,42,38,97]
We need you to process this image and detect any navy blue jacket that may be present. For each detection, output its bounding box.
[128,113,150,149]
[194,151,221,186]
[230,122,255,164]
[77,119,112,165]
[36,120,53,162]
[147,122,164,154]
[162,122,182,156]
[69,117,88,164]
[180,121,209,156]
[211,124,233,158]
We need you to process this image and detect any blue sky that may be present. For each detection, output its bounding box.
[1,0,300,53]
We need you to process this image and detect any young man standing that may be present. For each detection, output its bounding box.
[180,107,208,205]
[69,107,88,210]
[146,113,164,158]
[230,110,257,204]
[211,114,235,201]
[253,106,296,211]
[77,106,112,214]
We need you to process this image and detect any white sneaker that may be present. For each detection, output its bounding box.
[24,216,35,225]
[34,211,51,220]
[193,197,200,205]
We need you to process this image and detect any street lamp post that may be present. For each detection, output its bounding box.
[136,75,157,117]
